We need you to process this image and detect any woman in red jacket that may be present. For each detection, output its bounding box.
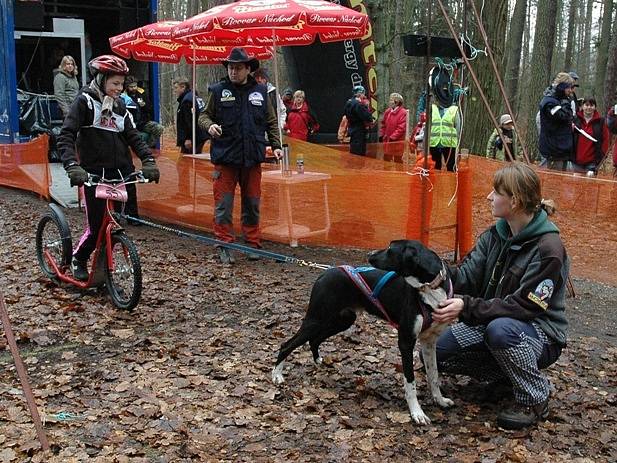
[380,93,408,141]
[284,90,319,141]
[573,97,609,175]
[380,93,408,156]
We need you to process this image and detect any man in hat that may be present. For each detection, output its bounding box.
[343,85,374,155]
[199,47,283,264]
[486,114,518,161]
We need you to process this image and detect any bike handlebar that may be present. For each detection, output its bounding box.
[84,171,149,187]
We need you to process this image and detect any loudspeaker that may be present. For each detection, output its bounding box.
[403,34,471,59]
[14,0,45,31]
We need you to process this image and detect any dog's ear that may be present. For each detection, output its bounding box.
[401,244,420,276]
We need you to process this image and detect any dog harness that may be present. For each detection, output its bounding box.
[339,266,399,329]
[340,265,441,332]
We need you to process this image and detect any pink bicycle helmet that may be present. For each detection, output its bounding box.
[88,55,129,76]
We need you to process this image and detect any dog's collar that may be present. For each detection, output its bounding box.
[427,261,448,290]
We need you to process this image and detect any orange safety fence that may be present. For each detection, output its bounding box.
[136,137,470,255]
[0,135,50,199]
[469,156,617,286]
[2,134,616,284]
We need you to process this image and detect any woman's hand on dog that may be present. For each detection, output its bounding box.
[433,298,464,324]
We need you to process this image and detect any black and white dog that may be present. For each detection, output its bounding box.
[272,240,454,425]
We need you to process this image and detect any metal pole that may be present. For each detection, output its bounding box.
[0,291,49,450]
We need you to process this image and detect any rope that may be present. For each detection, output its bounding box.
[122,215,332,271]
[407,166,434,192]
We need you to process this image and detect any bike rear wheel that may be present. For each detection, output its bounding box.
[105,233,142,311]
[35,207,72,281]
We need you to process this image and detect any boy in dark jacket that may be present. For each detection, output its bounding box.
[173,77,208,154]
[123,76,163,148]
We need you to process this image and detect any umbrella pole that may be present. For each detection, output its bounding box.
[192,46,198,212]
[271,29,284,174]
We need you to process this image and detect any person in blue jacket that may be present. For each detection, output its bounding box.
[538,72,575,170]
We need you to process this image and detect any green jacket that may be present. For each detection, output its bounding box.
[53,71,80,117]
[485,128,519,161]
[450,210,569,346]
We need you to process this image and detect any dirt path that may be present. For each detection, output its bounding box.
[0,187,615,462]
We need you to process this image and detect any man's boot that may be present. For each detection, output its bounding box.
[497,397,549,430]
[71,258,89,281]
[218,247,235,264]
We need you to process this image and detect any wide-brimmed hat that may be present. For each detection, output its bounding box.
[222,47,260,72]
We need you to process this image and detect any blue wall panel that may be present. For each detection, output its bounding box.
[0,0,19,143]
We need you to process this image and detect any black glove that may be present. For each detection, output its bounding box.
[378,136,383,142]
[66,164,88,187]
[494,136,503,150]
[141,158,160,183]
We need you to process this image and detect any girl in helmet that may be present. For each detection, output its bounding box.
[57,54,160,280]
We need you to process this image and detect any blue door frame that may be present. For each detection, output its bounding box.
[1,0,20,143]
[0,0,160,144]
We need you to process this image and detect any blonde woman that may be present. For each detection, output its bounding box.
[284,90,319,141]
[54,55,80,118]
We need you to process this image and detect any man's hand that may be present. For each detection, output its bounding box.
[184,140,193,150]
[273,149,283,161]
[208,124,222,138]
[432,298,464,324]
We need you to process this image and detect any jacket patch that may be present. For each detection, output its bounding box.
[527,279,554,310]
[249,92,264,106]
[221,89,235,102]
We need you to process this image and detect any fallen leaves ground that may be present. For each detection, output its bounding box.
[0,187,616,462]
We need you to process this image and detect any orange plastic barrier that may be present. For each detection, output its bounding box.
[4,134,617,284]
[137,137,467,254]
[0,135,50,199]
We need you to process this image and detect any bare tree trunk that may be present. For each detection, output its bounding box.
[579,0,593,94]
[563,0,577,70]
[525,0,558,160]
[604,18,617,111]
[594,0,613,111]
[459,0,509,154]
[504,0,527,105]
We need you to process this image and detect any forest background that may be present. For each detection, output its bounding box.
[154,0,617,158]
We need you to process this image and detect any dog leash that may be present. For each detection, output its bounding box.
[340,266,399,329]
[122,215,332,270]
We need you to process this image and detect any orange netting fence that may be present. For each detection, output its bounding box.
[137,137,470,256]
[0,135,50,199]
[2,135,616,285]
[468,156,617,285]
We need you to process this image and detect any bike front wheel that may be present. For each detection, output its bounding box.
[105,233,142,311]
[35,207,72,281]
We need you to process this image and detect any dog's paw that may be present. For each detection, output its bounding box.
[411,410,431,425]
[271,367,285,385]
[436,397,455,408]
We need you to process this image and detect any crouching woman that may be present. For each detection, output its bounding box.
[434,162,568,430]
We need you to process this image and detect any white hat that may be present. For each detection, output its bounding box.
[499,114,513,126]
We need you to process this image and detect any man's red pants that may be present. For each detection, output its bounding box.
[212,164,261,247]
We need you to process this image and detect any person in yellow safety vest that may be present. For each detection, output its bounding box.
[429,103,461,171]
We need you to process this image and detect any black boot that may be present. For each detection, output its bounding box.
[71,258,89,281]
[497,397,549,430]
